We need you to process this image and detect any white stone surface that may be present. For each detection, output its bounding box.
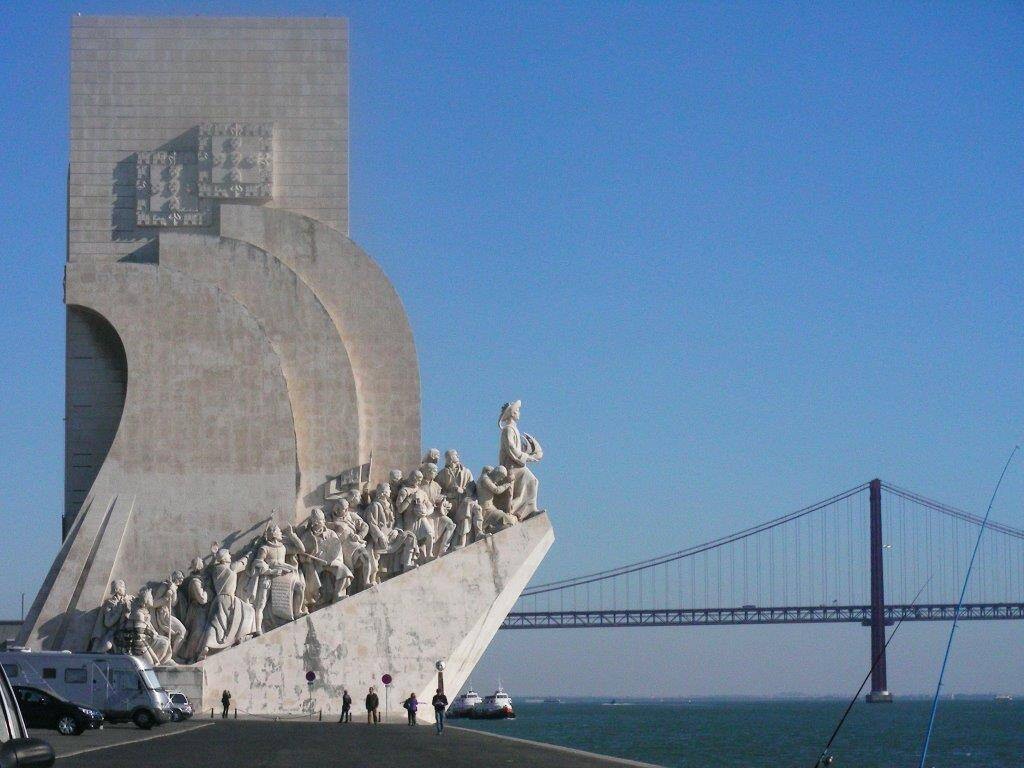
[160,232,361,514]
[220,205,421,481]
[197,514,554,716]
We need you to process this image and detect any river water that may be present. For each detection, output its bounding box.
[457,699,1022,767]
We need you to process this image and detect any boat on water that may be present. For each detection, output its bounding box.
[472,685,516,719]
[447,686,483,718]
[994,694,1014,702]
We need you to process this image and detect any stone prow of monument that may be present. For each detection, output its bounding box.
[194,514,553,715]
[20,16,552,709]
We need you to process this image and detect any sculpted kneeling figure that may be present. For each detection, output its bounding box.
[479,465,517,533]
[201,549,258,658]
[89,580,132,653]
[126,599,174,666]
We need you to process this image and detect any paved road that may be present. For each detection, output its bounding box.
[48,720,659,767]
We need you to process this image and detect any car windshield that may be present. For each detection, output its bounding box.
[140,668,163,691]
[171,694,186,703]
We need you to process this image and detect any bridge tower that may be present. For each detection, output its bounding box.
[866,478,893,702]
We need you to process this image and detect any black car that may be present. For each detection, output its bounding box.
[13,687,104,736]
[0,665,54,767]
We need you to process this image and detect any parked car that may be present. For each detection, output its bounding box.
[168,692,193,721]
[13,686,104,736]
[0,650,173,729]
[0,663,54,767]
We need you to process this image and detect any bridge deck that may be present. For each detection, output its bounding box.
[501,602,1024,628]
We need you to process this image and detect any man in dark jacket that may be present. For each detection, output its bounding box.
[431,688,448,734]
[221,690,231,718]
[365,686,380,723]
[339,689,352,722]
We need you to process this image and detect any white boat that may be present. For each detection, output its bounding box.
[447,685,483,718]
[472,685,515,719]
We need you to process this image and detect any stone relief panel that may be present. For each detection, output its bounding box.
[198,122,273,200]
[135,150,212,227]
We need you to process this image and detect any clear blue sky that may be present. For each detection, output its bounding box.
[1,1,1021,697]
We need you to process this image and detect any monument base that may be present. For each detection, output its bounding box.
[186,514,552,716]
[865,690,894,703]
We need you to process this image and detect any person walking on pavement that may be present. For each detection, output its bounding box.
[366,686,380,723]
[431,688,449,734]
[339,689,352,723]
[221,690,232,719]
[403,692,418,725]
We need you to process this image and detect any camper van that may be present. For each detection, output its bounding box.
[0,650,173,729]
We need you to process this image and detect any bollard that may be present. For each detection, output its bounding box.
[318,709,322,722]
[210,707,214,719]
[234,708,237,719]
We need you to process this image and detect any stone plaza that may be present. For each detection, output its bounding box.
[18,16,553,715]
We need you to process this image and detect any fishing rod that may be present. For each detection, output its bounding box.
[917,444,1020,768]
[811,577,932,768]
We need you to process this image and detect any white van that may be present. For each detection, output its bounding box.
[0,650,173,729]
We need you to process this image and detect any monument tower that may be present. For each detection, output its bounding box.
[20,16,552,713]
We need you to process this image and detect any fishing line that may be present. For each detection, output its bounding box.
[811,577,931,768]
[917,444,1020,768]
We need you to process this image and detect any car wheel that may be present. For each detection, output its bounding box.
[132,709,156,730]
[57,715,82,736]
[170,711,181,722]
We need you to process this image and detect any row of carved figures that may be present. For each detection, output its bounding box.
[87,400,545,666]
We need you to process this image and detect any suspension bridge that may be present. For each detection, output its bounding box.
[501,479,1024,701]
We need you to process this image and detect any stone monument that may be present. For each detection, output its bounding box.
[19,16,553,715]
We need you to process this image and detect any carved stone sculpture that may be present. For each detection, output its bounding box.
[299,508,354,606]
[417,463,454,558]
[250,525,305,633]
[396,469,425,532]
[421,448,441,472]
[451,482,483,549]
[88,580,132,653]
[150,571,187,659]
[178,557,210,663]
[201,549,258,658]
[388,469,404,515]
[327,501,376,592]
[437,450,473,508]
[365,482,416,578]
[420,463,444,507]
[432,496,456,558]
[498,400,544,521]
[479,465,518,533]
[438,450,477,549]
[127,601,174,666]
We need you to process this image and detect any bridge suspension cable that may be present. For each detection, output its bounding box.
[507,479,1024,629]
[521,482,871,597]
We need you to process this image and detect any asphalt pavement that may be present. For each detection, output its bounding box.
[45,719,660,767]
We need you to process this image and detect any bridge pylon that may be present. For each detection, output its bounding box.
[866,478,894,703]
